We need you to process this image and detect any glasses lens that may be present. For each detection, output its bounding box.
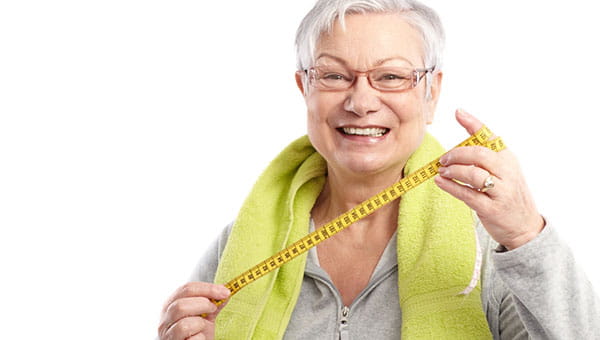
[370,67,413,90]
[312,67,353,90]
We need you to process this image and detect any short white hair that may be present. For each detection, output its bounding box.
[295,0,445,72]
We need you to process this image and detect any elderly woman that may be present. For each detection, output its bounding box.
[158,0,599,339]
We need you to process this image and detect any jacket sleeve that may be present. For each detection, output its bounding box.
[491,221,600,339]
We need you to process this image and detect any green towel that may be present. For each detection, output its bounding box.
[214,134,491,339]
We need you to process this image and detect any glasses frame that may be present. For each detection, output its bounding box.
[304,65,435,92]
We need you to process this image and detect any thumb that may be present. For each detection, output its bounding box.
[205,298,229,322]
[455,108,484,135]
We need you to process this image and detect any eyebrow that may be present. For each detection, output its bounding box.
[314,53,416,67]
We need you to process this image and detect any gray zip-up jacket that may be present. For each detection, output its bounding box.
[190,220,600,339]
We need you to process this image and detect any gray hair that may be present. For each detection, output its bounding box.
[295,0,445,72]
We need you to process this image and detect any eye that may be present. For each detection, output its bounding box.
[321,72,350,81]
[378,73,408,81]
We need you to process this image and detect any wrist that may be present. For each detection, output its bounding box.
[503,215,546,250]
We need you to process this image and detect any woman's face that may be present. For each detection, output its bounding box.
[297,13,442,179]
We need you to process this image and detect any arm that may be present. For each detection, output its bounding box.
[493,222,600,339]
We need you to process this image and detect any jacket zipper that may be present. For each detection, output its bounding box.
[339,305,350,340]
[307,265,397,339]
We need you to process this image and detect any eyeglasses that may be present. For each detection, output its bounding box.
[305,65,435,92]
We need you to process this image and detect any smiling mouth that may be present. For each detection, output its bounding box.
[338,127,390,137]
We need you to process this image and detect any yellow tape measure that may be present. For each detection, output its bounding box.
[206,126,505,312]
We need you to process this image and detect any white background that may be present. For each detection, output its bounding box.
[1,1,599,339]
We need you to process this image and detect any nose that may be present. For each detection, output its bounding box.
[343,75,382,116]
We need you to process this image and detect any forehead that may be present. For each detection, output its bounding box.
[315,13,424,68]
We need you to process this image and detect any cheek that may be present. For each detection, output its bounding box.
[386,101,424,124]
[307,92,341,114]
[384,93,431,153]
[305,93,343,129]
[305,93,347,155]
[388,89,431,123]
[305,95,329,150]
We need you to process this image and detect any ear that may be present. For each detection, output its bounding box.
[295,70,307,97]
[425,70,443,124]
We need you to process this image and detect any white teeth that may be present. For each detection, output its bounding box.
[342,127,388,137]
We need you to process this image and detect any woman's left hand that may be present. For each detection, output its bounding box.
[434,109,545,250]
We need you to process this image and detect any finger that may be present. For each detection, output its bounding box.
[160,296,218,335]
[440,146,506,176]
[438,164,492,190]
[164,316,211,340]
[206,298,229,322]
[455,108,486,136]
[163,282,230,313]
[434,175,492,212]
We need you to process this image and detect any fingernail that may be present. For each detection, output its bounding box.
[219,286,231,297]
[457,108,470,118]
[439,154,449,165]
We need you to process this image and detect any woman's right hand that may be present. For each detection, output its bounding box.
[158,282,230,340]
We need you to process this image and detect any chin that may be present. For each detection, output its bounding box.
[335,154,398,177]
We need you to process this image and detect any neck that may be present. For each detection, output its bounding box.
[311,165,404,238]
